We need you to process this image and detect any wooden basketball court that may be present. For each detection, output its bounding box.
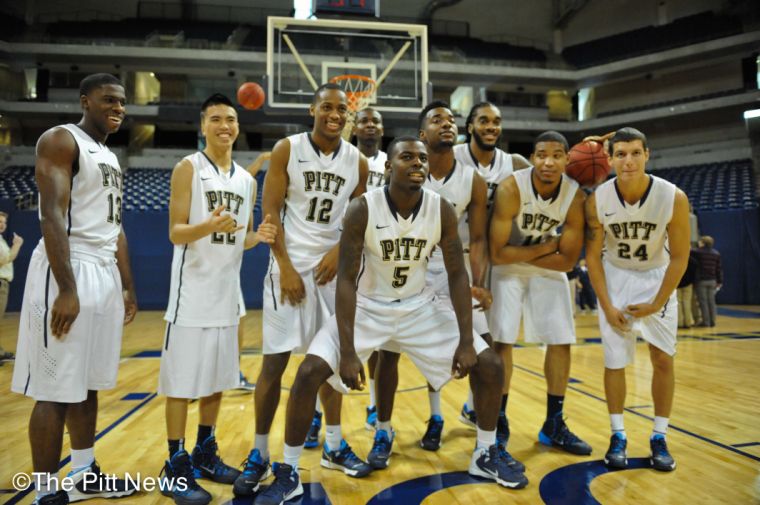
[1,307,758,504]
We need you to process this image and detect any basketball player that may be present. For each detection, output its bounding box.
[233,83,369,498]
[11,74,138,505]
[489,131,592,456]
[352,107,386,429]
[371,101,492,452]
[158,93,277,505]
[585,127,689,471]
[254,137,527,505]
[453,101,531,434]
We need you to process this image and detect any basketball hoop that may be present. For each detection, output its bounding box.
[330,74,377,140]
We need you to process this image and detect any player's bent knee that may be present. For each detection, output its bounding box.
[294,355,333,388]
[260,352,291,378]
[474,348,504,383]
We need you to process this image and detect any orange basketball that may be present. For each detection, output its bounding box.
[237,82,265,110]
[566,140,611,188]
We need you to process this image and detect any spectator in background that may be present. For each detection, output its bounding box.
[0,211,24,361]
[694,236,722,328]
[688,202,699,247]
[677,250,699,328]
[577,259,597,314]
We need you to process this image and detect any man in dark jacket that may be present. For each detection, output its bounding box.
[676,251,698,328]
[694,236,722,327]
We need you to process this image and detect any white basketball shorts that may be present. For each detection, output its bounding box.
[158,323,239,398]
[599,260,677,369]
[262,266,336,355]
[308,292,490,393]
[11,246,125,403]
[426,267,490,336]
[488,269,575,345]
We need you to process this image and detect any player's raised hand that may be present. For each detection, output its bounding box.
[208,205,244,234]
[280,264,306,305]
[12,233,23,247]
[605,305,631,332]
[339,350,366,391]
[471,286,493,311]
[625,302,659,319]
[315,244,339,285]
[255,214,277,244]
[452,342,477,379]
[50,289,80,338]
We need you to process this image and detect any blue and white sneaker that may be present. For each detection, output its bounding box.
[420,415,444,451]
[604,433,628,469]
[321,439,372,477]
[538,415,592,455]
[459,403,477,429]
[254,463,302,505]
[497,443,525,473]
[67,461,137,502]
[159,450,212,505]
[368,429,394,469]
[233,448,271,497]
[191,436,241,484]
[304,411,322,449]
[468,444,528,489]
[496,413,510,446]
[365,406,378,431]
[650,435,676,472]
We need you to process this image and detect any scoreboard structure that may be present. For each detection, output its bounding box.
[313,0,380,18]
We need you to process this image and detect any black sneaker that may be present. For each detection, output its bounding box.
[66,461,138,502]
[367,429,394,469]
[458,403,477,429]
[604,433,628,469]
[254,463,302,505]
[420,415,444,451]
[233,448,271,497]
[468,444,528,489]
[36,491,69,505]
[159,450,212,505]
[365,406,378,431]
[496,413,510,446]
[320,439,372,477]
[497,443,525,473]
[538,415,592,455]
[304,411,322,449]
[191,436,241,484]
[650,435,676,471]
[237,372,255,392]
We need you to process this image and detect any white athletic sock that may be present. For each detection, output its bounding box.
[466,389,475,411]
[652,416,669,437]
[325,425,342,451]
[610,414,626,438]
[283,443,303,469]
[314,398,322,415]
[377,421,392,433]
[35,473,56,499]
[476,428,496,450]
[428,390,442,417]
[254,433,269,460]
[368,379,376,408]
[71,447,95,473]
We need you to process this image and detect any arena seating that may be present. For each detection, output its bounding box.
[596,88,748,118]
[563,12,743,68]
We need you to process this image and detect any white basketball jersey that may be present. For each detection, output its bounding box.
[366,150,387,188]
[424,160,474,272]
[497,168,579,276]
[39,124,123,254]
[595,175,676,271]
[165,152,254,327]
[359,187,441,302]
[453,143,517,249]
[276,132,360,273]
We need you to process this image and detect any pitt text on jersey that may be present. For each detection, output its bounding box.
[302,170,347,195]
[380,238,429,262]
[522,213,560,232]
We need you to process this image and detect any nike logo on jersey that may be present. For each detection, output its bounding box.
[375,224,390,229]
[201,177,213,181]
[605,212,615,216]
[524,202,532,206]
[88,148,99,153]
[298,159,309,163]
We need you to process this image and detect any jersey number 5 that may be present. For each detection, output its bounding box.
[392,266,409,288]
[618,243,648,261]
[306,197,333,224]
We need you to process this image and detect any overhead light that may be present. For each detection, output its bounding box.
[744,109,760,119]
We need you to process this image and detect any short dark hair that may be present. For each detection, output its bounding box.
[79,73,123,96]
[533,131,569,152]
[356,107,381,119]
[464,101,499,142]
[312,82,344,104]
[387,135,424,158]
[201,93,235,116]
[418,100,451,131]
[608,127,647,155]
